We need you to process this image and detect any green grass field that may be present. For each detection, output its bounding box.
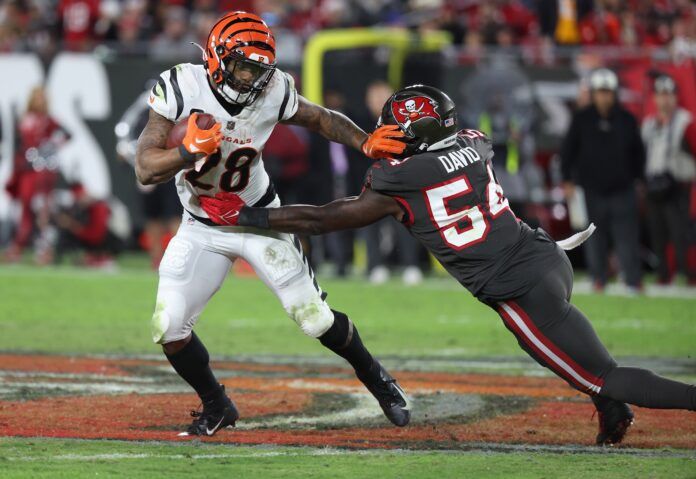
[2,438,694,479]
[1,264,694,358]
[0,262,695,478]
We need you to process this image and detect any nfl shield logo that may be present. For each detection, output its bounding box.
[226,121,236,130]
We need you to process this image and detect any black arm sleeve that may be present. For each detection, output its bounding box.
[238,207,270,229]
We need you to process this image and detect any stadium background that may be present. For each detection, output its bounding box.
[0,1,695,478]
[2,0,695,279]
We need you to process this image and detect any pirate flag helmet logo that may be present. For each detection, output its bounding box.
[379,84,458,158]
[391,96,441,131]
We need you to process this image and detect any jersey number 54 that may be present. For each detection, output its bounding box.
[425,165,510,250]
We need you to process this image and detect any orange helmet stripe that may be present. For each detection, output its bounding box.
[211,11,263,29]
[213,13,265,38]
[208,14,275,58]
[223,28,271,40]
[205,11,277,87]
[227,31,275,53]
[220,21,266,37]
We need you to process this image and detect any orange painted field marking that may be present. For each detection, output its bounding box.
[1,354,694,450]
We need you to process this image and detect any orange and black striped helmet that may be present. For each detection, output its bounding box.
[204,11,277,106]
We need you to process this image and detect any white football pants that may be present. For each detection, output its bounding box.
[151,209,334,344]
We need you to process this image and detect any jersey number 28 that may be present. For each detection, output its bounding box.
[424,166,510,250]
[185,147,257,192]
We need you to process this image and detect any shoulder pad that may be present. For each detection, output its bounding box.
[147,71,171,119]
[458,128,491,144]
[260,68,299,121]
[281,71,299,120]
[457,129,493,160]
[147,63,202,121]
[175,63,202,101]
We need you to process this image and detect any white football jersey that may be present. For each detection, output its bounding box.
[147,63,299,217]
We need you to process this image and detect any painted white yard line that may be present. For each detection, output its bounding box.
[3,450,336,462]
[2,443,694,462]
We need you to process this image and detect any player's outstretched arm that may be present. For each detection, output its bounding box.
[265,188,403,235]
[199,188,404,235]
[282,95,368,152]
[281,96,406,159]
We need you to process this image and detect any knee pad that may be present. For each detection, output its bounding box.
[287,300,334,338]
[151,289,190,344]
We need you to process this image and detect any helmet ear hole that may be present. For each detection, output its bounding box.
[215,45,226,56]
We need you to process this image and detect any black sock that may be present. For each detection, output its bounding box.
[319,309,376,378]
[165,332,225,405]
[602,367,696,410]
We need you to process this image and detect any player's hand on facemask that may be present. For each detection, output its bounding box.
[199,191,247,226]
[182,113,223,158]
[361,125,407,159]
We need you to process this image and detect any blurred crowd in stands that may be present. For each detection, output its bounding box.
[8,68,694,288]
[3,0,696,61]
[1,0,695,287]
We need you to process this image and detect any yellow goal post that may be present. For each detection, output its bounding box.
[301,28,452,105]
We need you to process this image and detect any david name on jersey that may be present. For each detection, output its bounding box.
[438,146,481,173]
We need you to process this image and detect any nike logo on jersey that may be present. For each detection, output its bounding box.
[195,137,213,144]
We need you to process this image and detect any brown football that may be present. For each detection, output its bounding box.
[166,113,217,149]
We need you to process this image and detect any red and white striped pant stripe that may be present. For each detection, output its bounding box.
[498,300,604,394]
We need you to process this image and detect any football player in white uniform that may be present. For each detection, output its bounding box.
[135,11,410,436]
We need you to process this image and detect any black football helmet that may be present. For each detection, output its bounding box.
[378,84,458,158]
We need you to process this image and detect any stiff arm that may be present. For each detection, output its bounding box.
[282,95,368,151]
[249,188,404,235]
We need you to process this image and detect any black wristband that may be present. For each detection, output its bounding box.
[177,144,197,163]
[238,206,270,229]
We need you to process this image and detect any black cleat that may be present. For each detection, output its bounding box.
[596,400,634,446]
[178,387,239,437]
[357,362,411,427]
